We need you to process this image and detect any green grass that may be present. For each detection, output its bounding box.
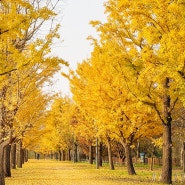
[5,159,184,185]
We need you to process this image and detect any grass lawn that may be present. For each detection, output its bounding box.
[5,159,184,185]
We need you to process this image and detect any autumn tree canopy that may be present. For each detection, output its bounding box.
[67,0,185,184]
[0,1,68,184]
[1,1,184,185]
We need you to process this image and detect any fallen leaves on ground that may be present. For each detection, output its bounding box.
[5,160,172,185]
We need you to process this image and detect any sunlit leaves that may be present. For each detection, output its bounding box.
[68,0,185,162]
[0,0,67,152]
[38,97,75,153]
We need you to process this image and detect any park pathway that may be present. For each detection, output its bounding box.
[5,159,122,185]
[5,159,163,185]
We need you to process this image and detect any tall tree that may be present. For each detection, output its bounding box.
[69,42,162,174]
[37,97,74,159]
[0,0,67,184]
[90,0,185,183]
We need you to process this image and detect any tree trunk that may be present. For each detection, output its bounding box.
[68,149,71,161]
[99,142,103,167]
[22,149,25,164]
[150,156,154,171]
[107,138,115,170]
[73,142,78,163]
[123,143,136,175]
[182,142,185,172]
[0,145,5,185]
[3,144,11,177]
[54,152,58,160]
[59,150,62,161]
[61,150,65,161]
[50,152,53,159]
[17,142,23,168]
[137,142,140,158]
[11,143,16,169]
[161,77,172,184]
[0,140,10,185]
[24,150,28,162]
[161,124,172,184]
[96,138,99,169]
[89,144,93,164]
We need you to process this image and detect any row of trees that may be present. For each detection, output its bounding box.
[1,1,185,185]
[0,1,67,185]
[40,0,185,185]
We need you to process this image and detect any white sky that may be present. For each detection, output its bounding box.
[50,0,107,96]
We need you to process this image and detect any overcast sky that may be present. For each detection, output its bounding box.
[49,0,107,96]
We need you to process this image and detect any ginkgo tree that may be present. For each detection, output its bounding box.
[1,50,65,180]
[38,97,75,161]
[15,87,49,166]
[71,108,98,164]
[88,0,185,184]
[0,0,67,185]
[69,40,162,173]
